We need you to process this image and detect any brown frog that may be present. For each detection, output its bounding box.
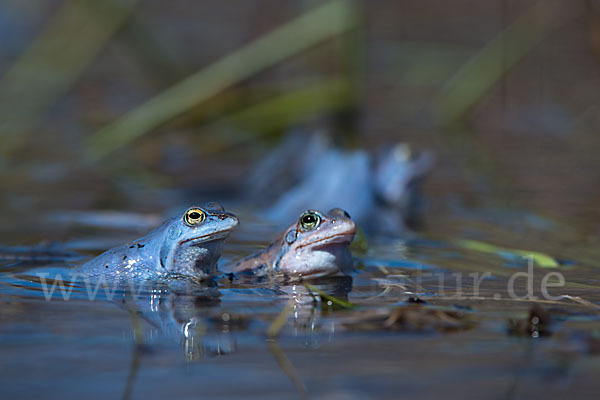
[232,208,356,279]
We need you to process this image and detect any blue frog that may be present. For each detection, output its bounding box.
[79,203,238,281]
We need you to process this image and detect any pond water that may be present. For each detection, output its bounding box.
[1,204,600,400]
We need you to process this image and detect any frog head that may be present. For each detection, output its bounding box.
[159,203,238,279]
[276,208,356,278]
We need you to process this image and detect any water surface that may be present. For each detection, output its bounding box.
[2,207,600,400]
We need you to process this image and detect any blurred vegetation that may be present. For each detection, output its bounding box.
[0,0,363,164]
[433,0,564,126]
[1,0,600,253]
[0,0,141,156]
[86,0,361,160]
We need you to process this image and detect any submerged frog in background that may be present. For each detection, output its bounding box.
[80,203,238,282]
[49,134,431,238]
[231,208,356,279]
[246,132,433,235]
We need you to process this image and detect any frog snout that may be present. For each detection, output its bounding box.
[220,213,239,229]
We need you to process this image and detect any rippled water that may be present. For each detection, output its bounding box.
[2,206,600,400]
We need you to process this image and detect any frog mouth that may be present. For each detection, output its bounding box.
[299,233,356,250]
[181,230,233,245]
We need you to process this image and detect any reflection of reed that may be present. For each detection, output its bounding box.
[264,291,309,398]
[122,303,148,400]
[267,299,296,338]
[267,340,308,400]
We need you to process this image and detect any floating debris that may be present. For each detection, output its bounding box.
[338,305,474,332]
[456,239,559,268]
[508,304,552,338]
[304,283,357,309]
[407,296,427,304]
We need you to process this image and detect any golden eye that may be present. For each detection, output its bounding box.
[299,211,321,231]
[184,208,206,226]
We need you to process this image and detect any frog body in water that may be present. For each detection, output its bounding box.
[246,132,433,235]
[231,208,356,279]
[80,204,238,281]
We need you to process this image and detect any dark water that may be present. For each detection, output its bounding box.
[2,208,600,400]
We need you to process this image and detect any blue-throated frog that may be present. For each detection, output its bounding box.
[79,203,238,281]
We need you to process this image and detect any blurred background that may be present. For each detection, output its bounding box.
[4,3,600,398]
[2,0,600,242]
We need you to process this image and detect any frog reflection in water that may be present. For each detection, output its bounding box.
[80,203,238,281]
[115,275,352,361]
[232,208,356,279]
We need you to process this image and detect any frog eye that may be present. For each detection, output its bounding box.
[299,211,321,231]
[184,208,206,226]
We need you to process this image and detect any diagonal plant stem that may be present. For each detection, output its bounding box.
[86,0,359,160]
[0,0,141,156]
[433,0,565,126]
[198,78,353,152]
